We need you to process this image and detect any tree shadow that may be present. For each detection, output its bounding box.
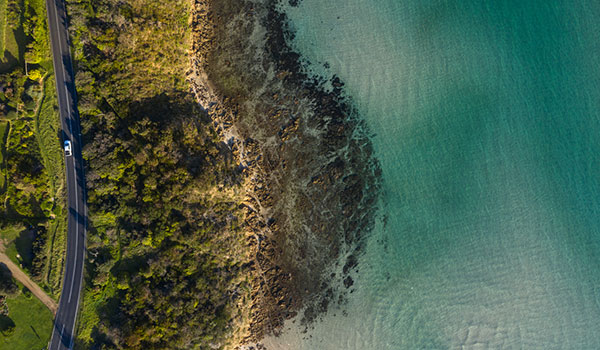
[15,227,35,268]
[0,314,16,336]
[109,254,149,279]
[50,317,73,348]
[0,263,18,295]
[0,51,18,74]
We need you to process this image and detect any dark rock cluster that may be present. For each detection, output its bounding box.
[190,0,382,343]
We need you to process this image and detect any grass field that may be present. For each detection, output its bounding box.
[1,224,26,271]
[0,282,53,349]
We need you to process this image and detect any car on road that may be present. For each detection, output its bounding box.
[64,140,72,156]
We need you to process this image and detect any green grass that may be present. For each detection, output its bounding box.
[42,209,66,297]
[14,228,34,265]
[0,120,7,191]
[0,0,24,73]
[0,282,53,349]
[0,223,25,268]
[0,0,6,54]
[0,223,23,243]
[0,223,26,269]
[35,75,63,202]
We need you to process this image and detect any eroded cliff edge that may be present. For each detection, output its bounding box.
[189,0,382,344]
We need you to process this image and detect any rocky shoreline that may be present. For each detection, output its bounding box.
[188,0,382,347]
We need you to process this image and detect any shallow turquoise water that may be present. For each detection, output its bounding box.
[264,0,600,349]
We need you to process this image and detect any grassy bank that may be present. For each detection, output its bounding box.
[35,74,66,296]
[0,0,7,53]
[0,0,8,68]
[0,119,7,190]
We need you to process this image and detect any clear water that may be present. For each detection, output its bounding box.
[263,0,600,349]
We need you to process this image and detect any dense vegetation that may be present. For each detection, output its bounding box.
[0,0,67,299]
[0,1,63,346]
[66,0,251,348]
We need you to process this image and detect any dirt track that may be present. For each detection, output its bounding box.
[0,247,58,315]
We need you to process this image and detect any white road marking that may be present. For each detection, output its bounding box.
[53,3,73,134]
[53,3,62,53]
[53,0,73,137]
[47,2,87,348]
[71,168,87,350]
[47,2,62,349]
[55,0,77,306]
[68,156,78,303]
[65,85,73,133]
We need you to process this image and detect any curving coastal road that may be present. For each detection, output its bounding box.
[45,0,87,349]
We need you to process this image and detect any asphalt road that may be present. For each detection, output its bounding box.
[45,0,87,349]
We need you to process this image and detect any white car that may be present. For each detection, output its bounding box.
[64,140,72,157]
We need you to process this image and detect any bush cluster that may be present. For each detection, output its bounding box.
[66,1,249,348]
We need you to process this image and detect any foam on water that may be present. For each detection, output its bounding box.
[263,0,600,348]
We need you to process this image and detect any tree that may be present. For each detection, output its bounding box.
[0,265,18,296]
[0,314,16,337]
